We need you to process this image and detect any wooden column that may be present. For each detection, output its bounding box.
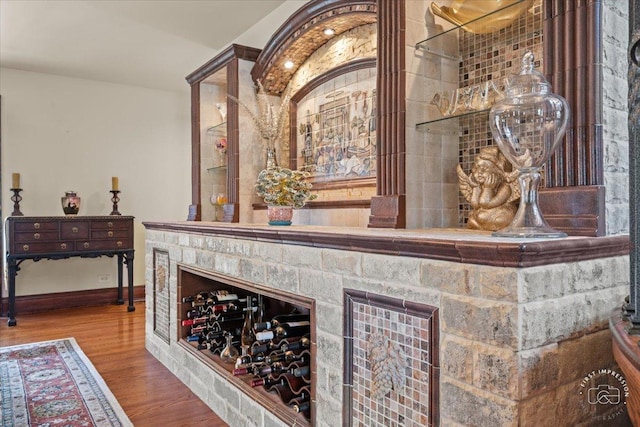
[368,0,406,228]
[188,83,202,221]
[544,0,603,187]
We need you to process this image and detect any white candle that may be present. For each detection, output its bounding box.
[12,173,20,189]
[112,177,119,191]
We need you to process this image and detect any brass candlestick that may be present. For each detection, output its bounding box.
[110,190,121,215]
[10,188,23,216]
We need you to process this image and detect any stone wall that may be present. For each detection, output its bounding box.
[144,226,629,426]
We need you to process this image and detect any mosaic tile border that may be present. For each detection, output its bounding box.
[153,248,170,344]
[343,289,439,427]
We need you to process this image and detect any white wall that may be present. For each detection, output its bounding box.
[1,67,191,296]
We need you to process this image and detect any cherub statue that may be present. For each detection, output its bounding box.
[457,146,520,231]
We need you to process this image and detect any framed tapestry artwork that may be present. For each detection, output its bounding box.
[153,248,170,344]
[291,59,377,190]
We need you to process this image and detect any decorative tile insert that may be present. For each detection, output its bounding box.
[153,248,170,344]
[344,290,439,427]
[457,0,543,226]
[295,67,377,184]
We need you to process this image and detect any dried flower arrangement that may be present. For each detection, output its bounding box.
[228,80,291,149]
[255,166,317,208]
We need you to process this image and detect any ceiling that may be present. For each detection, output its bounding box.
[0,0,288,92]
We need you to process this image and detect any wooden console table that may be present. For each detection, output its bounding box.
[5,216,135,326]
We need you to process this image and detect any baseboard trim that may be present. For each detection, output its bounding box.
[1,286,145,316]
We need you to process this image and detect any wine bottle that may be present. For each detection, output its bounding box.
[271,383,308,404]
[236,353,266,366]
[241,306,256,348]
[255,363,309,378]
[254,313,310,331]
[254,321,310,342]
[252,334,311,354]
[292,400,310,414]
[264,350,308,365]
[250,376,285,388]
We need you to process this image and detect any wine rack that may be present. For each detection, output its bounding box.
[177,265,315,426]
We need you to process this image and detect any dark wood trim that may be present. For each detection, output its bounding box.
[142,221,629,268]
[227,58,240,222]
[251,0,377,91]
[369,0,406,228]
[0,285,145,316]
[189,82,201,221]
[538,185,606,237]
[544,0,603,187]
[186,44,261,85]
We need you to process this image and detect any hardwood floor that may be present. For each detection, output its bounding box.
[0,303,228,427]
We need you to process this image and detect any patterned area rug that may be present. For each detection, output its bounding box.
[0,338,132,427]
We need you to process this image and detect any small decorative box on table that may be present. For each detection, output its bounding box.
[4,215,135,326]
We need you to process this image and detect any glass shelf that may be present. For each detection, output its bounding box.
[207,165,228,173]
[206,121,227,134]
[416,109,489,134]
[416,0,531,57]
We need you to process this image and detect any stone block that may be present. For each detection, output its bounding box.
[195,250,214,270]
[440,379,518,426]
[251,241,283,263]
[321,248,362,276]
[316,301,343,336]
[343,276,386,296]
[214,253,241,277]
[441,334,473,383]
[238,258,266,284]
[266,263,299,293]
[316,331,344,371]
[182,247,196,265]
[519,343,561,398]
[281,244,322,270]
[441,294,518,348]
[299,269,343,304]
[473,343,519,399]
[362,253,421,284]
[315,393,343,427]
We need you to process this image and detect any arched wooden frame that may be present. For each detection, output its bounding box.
[289,58,377,192]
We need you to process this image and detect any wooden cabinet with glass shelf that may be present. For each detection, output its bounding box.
[185,44,261,222]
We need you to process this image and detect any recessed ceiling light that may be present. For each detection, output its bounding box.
[323,28,335,36]
[284,60,294,69]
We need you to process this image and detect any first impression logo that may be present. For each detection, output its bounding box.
[579,368,629,421]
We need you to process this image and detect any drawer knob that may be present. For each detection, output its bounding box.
[34,223,40,230]
[60,243,67,250]
[83,242,90,249]
[72,227,79,233]
[108,231,114,237]
[108,222,114,228]
[34,233,40,240]
[117,241,123,247]
[22,244,29,251]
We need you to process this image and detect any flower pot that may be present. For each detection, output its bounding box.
[267,205,293,226]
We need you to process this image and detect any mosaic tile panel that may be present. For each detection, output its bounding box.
[344,291,439,427]
[153,249,170,344]
[295,67,377,183]
[457,0,544,226]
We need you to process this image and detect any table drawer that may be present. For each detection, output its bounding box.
[13,241,74,254]
[60,221,90,239]
[76,239,130,251]
[14,231,59,243]
[91,220,131,230]
[13,221,58,232]
[91,229,130,239]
